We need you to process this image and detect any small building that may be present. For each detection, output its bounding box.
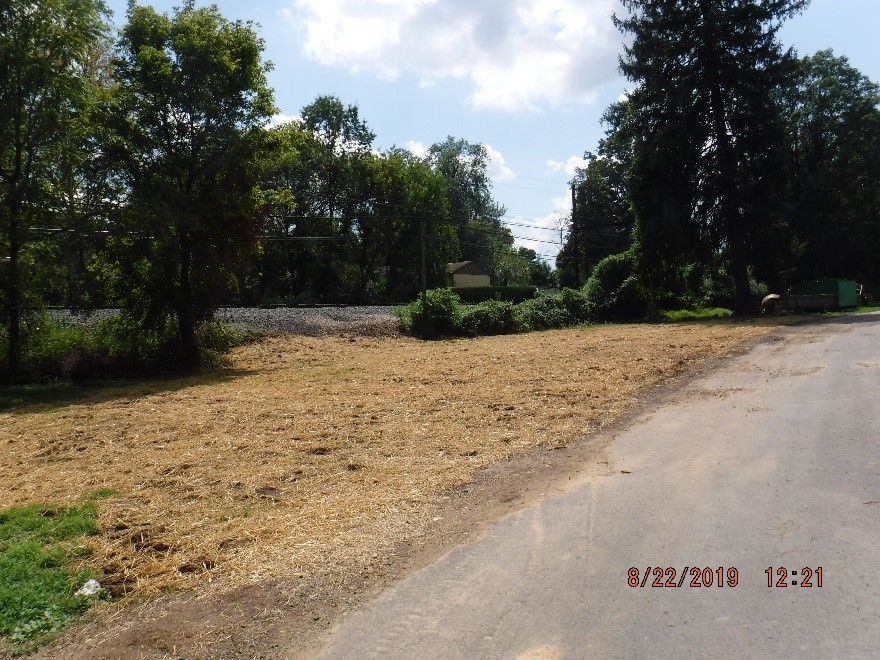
[445,261,490,288]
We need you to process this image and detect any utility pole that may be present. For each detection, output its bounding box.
[421,216,427,300]
[571,182,580,286]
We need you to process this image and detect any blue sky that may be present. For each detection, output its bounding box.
[104,0,880,263]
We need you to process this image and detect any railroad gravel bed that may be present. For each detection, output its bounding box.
[49,306,401,337]
[215,306,400,336]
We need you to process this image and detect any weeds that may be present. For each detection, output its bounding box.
[0,504,101,652]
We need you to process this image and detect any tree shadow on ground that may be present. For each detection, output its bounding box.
[0,366,260,415]
[800,310,880,326]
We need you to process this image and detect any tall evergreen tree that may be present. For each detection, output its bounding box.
[616,0,808,314]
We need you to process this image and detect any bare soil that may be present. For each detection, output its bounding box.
[0,319,791,659]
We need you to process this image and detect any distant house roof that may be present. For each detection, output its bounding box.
[445,261,489,276]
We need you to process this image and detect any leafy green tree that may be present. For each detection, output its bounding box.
[357,149,455,301]
[104,1,274,366]
[518,247,554,288]
[0,0,110,379]
[558,100,636,289]
[46,34,118,309]
[264,97,375,302]
[615,0,808,314]
[427,136,510,276]
[785,50,880,290]
[493,248,530,286]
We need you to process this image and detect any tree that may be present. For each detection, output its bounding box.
[616,0,808,314]
[558,99,636,288]
[427,137,510,276]
[355,149,455,301]
[785,50,880,290]
[105,1,274,366]
[0,0,110,379]
[518,247,554,288]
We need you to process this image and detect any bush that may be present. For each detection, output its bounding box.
[0,312,256,384]
[698,267,769,312]
[458,300,517,336]
[584,251,650,321]
[454,286,537,304]
[16,314,94,382]
[397,288,462,339]
[513,289,592,331]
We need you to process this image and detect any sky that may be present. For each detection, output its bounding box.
[104,0,880,263]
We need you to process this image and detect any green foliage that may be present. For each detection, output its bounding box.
[104,1,274,367]
[662,308,732,321]
[428,137,511,279]
[453,286,537,304]
[584,251,650,321]
[616,0,807,315]
[698,267,769,313]
[0,504,100,649]
[398,287,595,338]
[558,145,635,288]
[397,289,462,339]
[458,301,518,337]
[785,50,880,292]
[0,313,253,384]
[514,289,593,332]
[0,0,111,380]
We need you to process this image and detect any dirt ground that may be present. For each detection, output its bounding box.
[0,319,790,659]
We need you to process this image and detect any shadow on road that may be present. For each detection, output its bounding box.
[794,311,880,327]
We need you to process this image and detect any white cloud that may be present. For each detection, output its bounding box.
[283,0,623,112]
[268,113,302,127]
[406,140,429,158]
[546,155,589,177]
[485,145,515,182]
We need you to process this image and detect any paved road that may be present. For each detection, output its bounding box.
[315,315,880,659]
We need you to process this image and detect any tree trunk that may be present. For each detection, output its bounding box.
[176,233,200,369]
[7,204,21,382]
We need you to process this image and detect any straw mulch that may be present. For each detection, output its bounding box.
[0,321,783,600]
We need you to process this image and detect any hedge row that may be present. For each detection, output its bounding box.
[397,250,654,339]
[397,288,597,339]
[453,286,538,304]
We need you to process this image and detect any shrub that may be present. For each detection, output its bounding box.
[584,251,650,321]
[513,289,592,332]
[557,288,593,324]
[396,288,462,339]
[698,267,768,312]
[454,286,537,304]
[458,300,517,336]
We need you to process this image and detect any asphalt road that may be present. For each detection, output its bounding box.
[315,315,880,659]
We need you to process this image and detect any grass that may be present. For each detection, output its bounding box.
[661,308,733,321]
[0,503,100,652]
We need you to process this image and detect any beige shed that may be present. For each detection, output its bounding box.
[445,261,491,288]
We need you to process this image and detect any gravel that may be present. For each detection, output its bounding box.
[49,306,401,337]
[215,306,400,336]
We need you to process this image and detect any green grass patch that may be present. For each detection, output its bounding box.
[856,305,880,314]
[0,503,100,652]
[661,308,733,321]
